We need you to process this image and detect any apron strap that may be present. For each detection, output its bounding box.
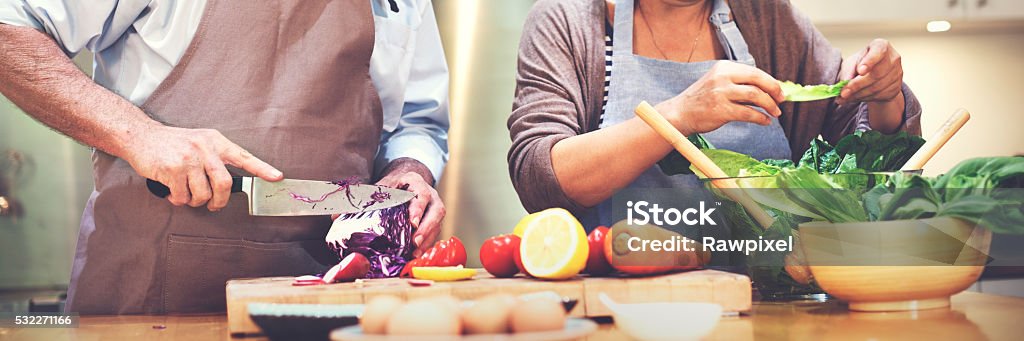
[710,0,756,66]
[612,0,636,55]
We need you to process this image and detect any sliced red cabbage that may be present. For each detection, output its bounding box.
[326,203,415,278]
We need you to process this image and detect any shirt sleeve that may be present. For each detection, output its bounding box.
[0,0,146,56]
[375,2,451,184]
[507,0,595,215]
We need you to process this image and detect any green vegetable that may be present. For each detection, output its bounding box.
[833,130,926,171]
[865,157,1024,234]
[780,80,850,102]
[658,134,713,176]
[673,131,922,222]
[690,149,782,178]
[663,131,924,176]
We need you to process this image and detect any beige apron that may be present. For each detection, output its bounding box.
[67,0,382,314]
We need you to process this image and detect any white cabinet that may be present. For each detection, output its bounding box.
[791,0,1024,25]
[789,0,966,25]
[964,0,1024,20]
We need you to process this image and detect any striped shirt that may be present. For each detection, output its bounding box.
[599,21,613,125]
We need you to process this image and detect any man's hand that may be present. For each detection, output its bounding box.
[0,24,284,210]
[377,158,445,257]
[125,126,283,210]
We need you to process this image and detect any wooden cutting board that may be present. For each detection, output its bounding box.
[225,269,751,335]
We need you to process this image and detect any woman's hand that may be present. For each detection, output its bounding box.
[838,39,906,133]
[657,61,785,136]
[837,39,904,105]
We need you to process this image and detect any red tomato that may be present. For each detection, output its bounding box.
[399,237,468,277]
[479,234,521,278]
[585,226,613,275]
[442,237,468,267]
[399,258,425,278]
[425,236,467,267]
[513,243,528,277]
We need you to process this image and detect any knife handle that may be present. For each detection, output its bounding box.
[146,177,244,198]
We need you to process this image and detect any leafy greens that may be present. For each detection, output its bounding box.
[864,157,1024,234]
[780,80,850,102]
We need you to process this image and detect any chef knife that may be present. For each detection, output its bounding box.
[145,177,415,216]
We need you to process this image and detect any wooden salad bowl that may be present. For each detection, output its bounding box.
[798,217,991,312]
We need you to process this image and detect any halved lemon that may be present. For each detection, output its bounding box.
[518,208,588,280]
[512,212,536,237]
[411,266,477,281]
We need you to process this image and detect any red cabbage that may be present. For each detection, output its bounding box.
[326,203,415,278]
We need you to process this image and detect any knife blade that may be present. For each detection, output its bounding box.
[146,177,415,216]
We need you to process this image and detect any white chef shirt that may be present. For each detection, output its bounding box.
[0,0,450,181]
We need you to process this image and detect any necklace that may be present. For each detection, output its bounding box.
[638,0,710,63]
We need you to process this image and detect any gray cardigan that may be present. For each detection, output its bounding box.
[507,0,922,214]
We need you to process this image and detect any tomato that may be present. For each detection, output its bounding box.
[399,258,425,278]
[479,234,521,278]
[431,237,467,267]
[398,237,468,277]
[584,226,613,276]
[513,243,528,276]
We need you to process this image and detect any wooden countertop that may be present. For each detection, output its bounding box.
[5,292,1022,340]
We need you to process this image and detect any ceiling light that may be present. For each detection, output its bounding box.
[927,20,952,33]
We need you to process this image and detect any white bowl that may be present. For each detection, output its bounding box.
[601,294,722,341]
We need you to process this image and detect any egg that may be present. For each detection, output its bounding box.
[386,297,462,335]
[462,294,516,334]
[360,295,404,334]
[430,295,463,315]
[510,297,567,333]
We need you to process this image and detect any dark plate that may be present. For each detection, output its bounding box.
[248,303,363,341]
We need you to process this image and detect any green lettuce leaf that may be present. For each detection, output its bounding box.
[689,149,782,178]
[780,80,850,102]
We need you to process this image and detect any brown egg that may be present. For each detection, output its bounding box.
[462,294,516,334]
[360,295,404,334]
[386,297,462,335]
[510,297,567,333]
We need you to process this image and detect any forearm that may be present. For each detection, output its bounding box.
[551,116,674,207]
[866,91,905,134]
[0,24,159,159]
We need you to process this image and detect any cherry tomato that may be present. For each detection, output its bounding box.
[479,234,521,278]
[399,237,468,277]
[513,243,528,277]
[424,236,467,267]
[399,258,425,278]
[585,226,613,276]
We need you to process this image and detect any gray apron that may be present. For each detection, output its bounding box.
[584,0,791,228]
[67,0,382,314]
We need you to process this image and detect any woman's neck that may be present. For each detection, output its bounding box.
[631,0,724,63]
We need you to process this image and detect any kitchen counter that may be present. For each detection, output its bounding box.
[4,292,1021,340]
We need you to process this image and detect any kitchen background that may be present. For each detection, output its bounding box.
[2,0,1022,311]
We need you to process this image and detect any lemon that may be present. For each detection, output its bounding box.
[512,212,536,237]
[411,266,477,282]
[518,208,588,280]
